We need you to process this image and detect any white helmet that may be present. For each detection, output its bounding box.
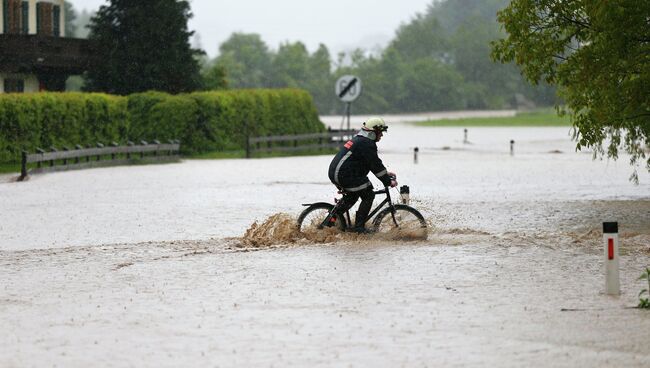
[363,117,388,132]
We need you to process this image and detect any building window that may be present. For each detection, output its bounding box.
[3,0,8,34]
[36,1,53,36]
[4,0,23,34]
[52,4,60,37]
[21,1,28,34]
[4,78,25,93]
[36,2,41,34]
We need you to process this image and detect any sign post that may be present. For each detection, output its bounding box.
[335,75,362,131]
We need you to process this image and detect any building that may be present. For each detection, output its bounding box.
[0,0,92,93]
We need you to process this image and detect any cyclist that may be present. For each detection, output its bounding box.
[328,117,397,233]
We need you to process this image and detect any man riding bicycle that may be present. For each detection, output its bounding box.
[328,117,398,233]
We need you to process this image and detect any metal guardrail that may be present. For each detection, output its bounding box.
[18,140,180,181]
[246,129,356,158]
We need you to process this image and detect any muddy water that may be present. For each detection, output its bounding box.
[0,125,647,251]
[1,236,649,367]
[1,121,649,366]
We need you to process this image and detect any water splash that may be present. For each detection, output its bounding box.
[238,213,429,249]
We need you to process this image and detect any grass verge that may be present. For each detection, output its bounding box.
[416,110,571,127]
[0,162,20,175]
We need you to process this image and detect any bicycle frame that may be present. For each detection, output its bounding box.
[319,186,399,229]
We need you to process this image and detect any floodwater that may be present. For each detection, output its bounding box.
[1,116,649,367]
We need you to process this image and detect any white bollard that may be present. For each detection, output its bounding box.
[603,222,620,295]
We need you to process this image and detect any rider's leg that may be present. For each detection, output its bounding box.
[337,191,360,214]
[354,187,375,229]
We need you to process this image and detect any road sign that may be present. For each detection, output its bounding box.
[335,75,362,102]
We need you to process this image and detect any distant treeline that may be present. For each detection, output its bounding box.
[201,0,557,114]
[0,89,322,163]
[65,0,556,115]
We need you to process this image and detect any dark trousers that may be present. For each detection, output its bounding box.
[337,187,375,228]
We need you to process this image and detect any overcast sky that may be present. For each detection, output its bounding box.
[70,0,434,57]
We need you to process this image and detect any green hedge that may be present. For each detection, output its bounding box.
[0,89,323,162]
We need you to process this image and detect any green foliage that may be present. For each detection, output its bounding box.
[129,89,323,154]
[432,0,510,34]
[416,110,571,127]
[216,33,273,88]
[389,12,448,61]
[201,64,228,91]
[492,0,650,180]
[210,0,553,115]
[272,42,311,88]
[306,44,337,114]
[639,268,650,309]
[0,93,127,163]
[64,1,77,37]
[84,0,203,95]
[0,90,323,162]
[398,59,465,112]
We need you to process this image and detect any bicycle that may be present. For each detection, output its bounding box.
[297,178,427,236]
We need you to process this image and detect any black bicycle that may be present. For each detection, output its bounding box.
[297,180,427,235]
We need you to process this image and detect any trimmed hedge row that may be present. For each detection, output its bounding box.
[0,89,324,162]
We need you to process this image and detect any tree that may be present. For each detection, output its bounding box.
[398,58,465,112]
[492,0,650,180]
[271,41,310,88]
[84,0,203,94]
[73,9,94,39]
[215,33,272,88]
[389,12,448,61]
[64,1,77,37]
[431,0,509,34]
[306,44,335,114]
[201,63,228,90]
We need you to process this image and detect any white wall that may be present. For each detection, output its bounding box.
[0,0,5,34]
[28,0,37,34]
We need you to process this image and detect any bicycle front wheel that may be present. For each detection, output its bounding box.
[297,202,347,233]
[371,204,428,239]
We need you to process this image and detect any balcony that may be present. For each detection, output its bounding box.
[0,34,94,75]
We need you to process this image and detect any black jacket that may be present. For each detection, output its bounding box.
[328,130,392,191]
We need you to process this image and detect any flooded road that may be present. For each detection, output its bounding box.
[2,238,649,367]
[1,119,649,366]
[1,125,646,250]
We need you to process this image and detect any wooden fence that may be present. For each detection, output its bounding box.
[246,129,356,158]
[18,140,180,181]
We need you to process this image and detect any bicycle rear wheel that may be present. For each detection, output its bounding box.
[297,202,347,233]
[371,204,427,238]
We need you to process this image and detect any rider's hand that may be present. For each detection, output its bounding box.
[388,171,396,179]
[390,179,398,188]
